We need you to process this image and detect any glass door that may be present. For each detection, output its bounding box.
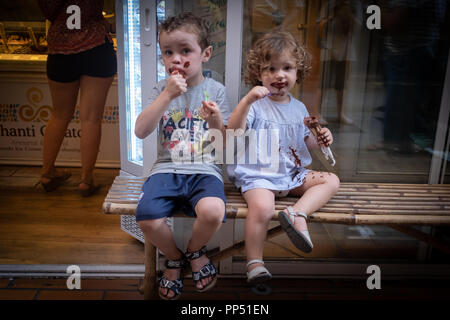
[326,0,450,184]
[228,0,450,276]
[117,0,159,176]
[116,0,450,275]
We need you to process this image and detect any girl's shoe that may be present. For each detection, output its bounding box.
[278,206,313,253]
[247,259,272,283]
[185,246,217,292]
[79,180,101,197]
[40,172,71,192]
[158,253,186,300]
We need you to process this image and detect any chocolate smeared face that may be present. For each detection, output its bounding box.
[159,28,206,84]
[268,82,288,96]
[271,82,288,90]
[168,64,189,78]
[259,50,297,103]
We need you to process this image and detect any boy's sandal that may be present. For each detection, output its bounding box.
[79,180,101,197]
[246,259,272,283]
[158,254,186,301]
[40,172,72,192]
[185,246,217,293]
[278,206,314,253]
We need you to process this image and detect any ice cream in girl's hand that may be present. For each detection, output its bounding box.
[304,116,336,166]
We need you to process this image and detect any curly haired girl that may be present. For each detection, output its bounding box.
[227,30,340,283]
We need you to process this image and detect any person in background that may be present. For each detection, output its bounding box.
[371,0,447,153]
[38,0,116,196]
[316,0,362,125]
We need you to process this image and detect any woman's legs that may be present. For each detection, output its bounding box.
[288,171,340,232]
[41,79,80,182]
[78,75,114,189]
[243,189,275,273]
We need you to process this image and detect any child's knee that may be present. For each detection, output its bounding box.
[326,173,340,194]
[138,219,163,233]
[248,201,275,222]
[196,199,225,225]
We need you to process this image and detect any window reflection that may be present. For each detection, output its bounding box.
[238,0,450,263]
[241,0,450,182]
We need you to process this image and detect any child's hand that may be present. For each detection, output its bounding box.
[164,70,187,99]
[317,127,333,147]
[200,100,223,130]
[245,86,270,104]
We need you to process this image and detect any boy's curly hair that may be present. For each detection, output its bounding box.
[159,12,211,51]
[245,30,312,86]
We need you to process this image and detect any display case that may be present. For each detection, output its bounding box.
[0,1,120,167]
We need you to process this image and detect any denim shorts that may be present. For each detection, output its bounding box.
[136,173,226,222]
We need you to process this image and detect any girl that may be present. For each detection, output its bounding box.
[227,30,340,283]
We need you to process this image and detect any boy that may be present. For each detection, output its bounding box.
[134,13,231,300]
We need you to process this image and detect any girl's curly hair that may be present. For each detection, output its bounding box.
[245,30,312,86]
[159,12,210,51]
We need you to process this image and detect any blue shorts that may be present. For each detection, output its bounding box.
[136,173,226,222]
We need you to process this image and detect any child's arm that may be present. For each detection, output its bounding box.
[228,86,270,130]
[135,72,187,139]
[200,100,226,136]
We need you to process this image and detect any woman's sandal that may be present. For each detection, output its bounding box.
[40,172,72,192]
[158,253,186,301]
[185,246,218,293]
[278,206,314,253]
[247,259,272,283]
[79,180,101,197]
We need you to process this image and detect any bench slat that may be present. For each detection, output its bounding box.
[102,177,450,226]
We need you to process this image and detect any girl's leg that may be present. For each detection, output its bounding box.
[288,171,340,232]
[78,75,114,189]
[188,197,225,290]
[138,218,183,299]
[41,79,80,182]
[243,189,275,273]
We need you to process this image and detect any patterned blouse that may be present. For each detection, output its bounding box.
[38,0,111,55]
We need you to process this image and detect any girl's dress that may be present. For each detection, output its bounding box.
[228,95,312,193]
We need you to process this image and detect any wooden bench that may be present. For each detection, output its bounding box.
[102,176,450,299]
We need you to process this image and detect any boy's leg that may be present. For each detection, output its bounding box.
[188,196,225,290]
[242,189,275,273]
[288,171,340,232]
[185,174,226,290]
[139,218,183,299]
[136,174,184,299]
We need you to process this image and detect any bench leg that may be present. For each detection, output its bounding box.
[139,238,158,300]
